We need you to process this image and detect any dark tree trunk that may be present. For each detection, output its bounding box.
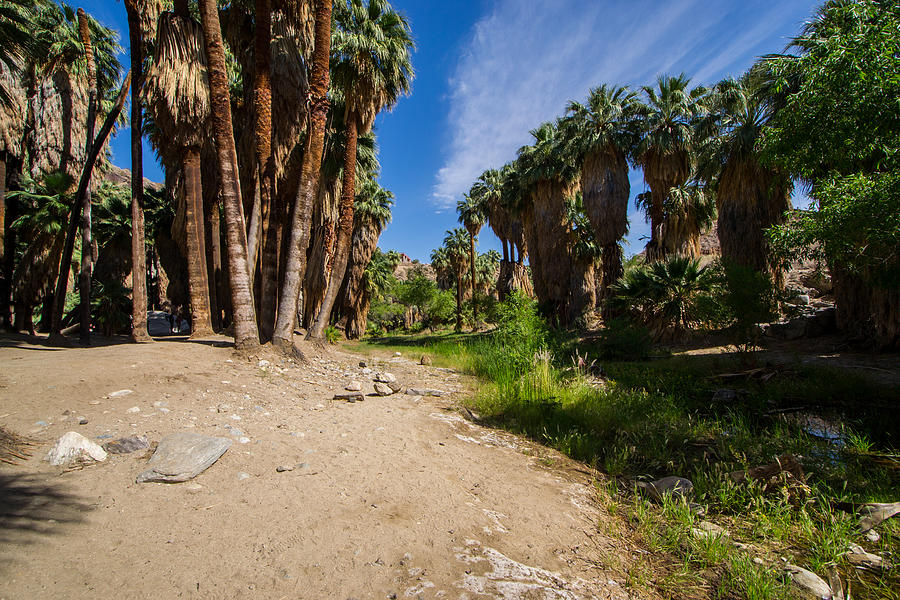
[599,243,623,322]
[272,0,332,350]
[455,272,463,332]
[78,8,97,343]
[308,116,357,340]
[205,196,222,330]
[184,149,213,336]
[199,0,259,349]
[125,0,150,342]
[0,151,8,329]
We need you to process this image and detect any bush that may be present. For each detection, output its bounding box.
[324,326,341,344]
[91,279,132,336]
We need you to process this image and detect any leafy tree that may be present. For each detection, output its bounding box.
[761,0,900,348]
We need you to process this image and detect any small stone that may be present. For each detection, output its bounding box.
[276,465,294,472]
[154,401,169,408]
[361,367,373,375]
[158,407,170,414]
[35,420,49,427]
[691,521,728,539]
[374,382,394,396]
[258,360,270,368]
[237,472,251,481]
[237,437,251,444]
[108,389,134,398]
[405,388,445,397]
[45,432,108,466]
[333,393,364,402]
[126,406,140,414]
[393,352,401,357]
[795,294,811,305]
[359,361,367,368]
[89,400,101,405]
[103,435,150,454]
[230,414,242,421]
[345,381,362,392]
[185,483,204,494]
[636,476,694,503]
[419,355,432,366]
[865,529,881,543]
[373,372,397,384]
[78,417,88,425]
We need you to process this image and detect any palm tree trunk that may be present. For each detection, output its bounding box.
[125,0,150,342]
[345,287,370,340]
[599,243,622,322]
[49,72,131,342]
[204,195,221,330]
[0,150,7,329]
[455,272,463,332]
[78,8,97,344]
[253,0,278,342]
[199,0,259,350]
[183,149,213,336]
[272,0,332,350]
[469,233,477,326]
[308,116,357,339]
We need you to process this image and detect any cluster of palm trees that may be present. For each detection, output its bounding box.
[430,226,499,331]
[0,0,413,349]
[458,69,792,327]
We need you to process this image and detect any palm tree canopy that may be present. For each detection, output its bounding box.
[331,0,414,132]
[637,73,708,167]
[457,192,485,237]
[563,84,641,162]
[354,177,394,233]
[516,120,578,187]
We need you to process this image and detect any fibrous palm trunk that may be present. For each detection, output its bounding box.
[345,287,370,340]
[199,0,259,350]
[0,150,7,328]
[308,116,357,340]
[183,149,213,336]
[581,149,629,320]
[125,0,150,342]
[273,0,332,350]
[78,8,97,343]
[522,180,573,324]
[643,151,690,262]
[567,257,596,326]
[254,0,278,342]
[468,231,477,327]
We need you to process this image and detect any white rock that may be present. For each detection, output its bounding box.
[785,564,832,599]
[108,389,134,398]
[258,359,270,368]
[374,372,397,384]
[345,381,362,392]
[230,414,241,421]
[238,437,251,444]
[374,382,394,396]
[45,432,108,466]
[126,406,140,414]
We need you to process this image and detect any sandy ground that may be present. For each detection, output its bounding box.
[0,333,655,600]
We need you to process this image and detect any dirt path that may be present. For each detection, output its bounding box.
[0,335,653,600]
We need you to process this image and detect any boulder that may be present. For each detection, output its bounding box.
[845,543,889,571]
[374,382,394,396]
[45,432,108,466]
[345,381,362,392]
[636,476,694,503]
[103,435,150,455]
[374,372,396,384]
[136,433,231,483]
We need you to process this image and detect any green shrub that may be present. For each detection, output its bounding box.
[324,326,341,345]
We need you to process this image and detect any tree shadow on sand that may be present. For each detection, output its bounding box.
[0,472,94,567]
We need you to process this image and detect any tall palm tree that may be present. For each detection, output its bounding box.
[516,120,579,324]
[199,0,259,349]
[143,3,213,338]
[351,246,398,337]
[636,74,706,261]
[272,0,332,351]
[564,192,601,325]
[436,228,469,332]
[308,0,413,340]
[122,0,160,342]
[703,76,792,281]
[457,191,485,326]
[563,84,640,319]
[340,176,393,339]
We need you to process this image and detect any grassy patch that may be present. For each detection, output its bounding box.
[357,313,899,599]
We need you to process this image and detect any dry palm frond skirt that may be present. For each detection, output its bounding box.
[0,426,35,465]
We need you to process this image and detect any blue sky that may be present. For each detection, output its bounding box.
[87,0,819,262]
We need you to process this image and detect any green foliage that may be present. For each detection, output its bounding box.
[90,278,131,336]
[610,256,720,339]
[720,261,779,348]
[324,326,341,345]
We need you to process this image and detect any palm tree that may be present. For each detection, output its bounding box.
[122,0,160,342]
[516,120,579,324]
[8,172,72,334]
[350,246,398,338]
[435,228,469,331]
[636,74,706,261]
[564,192,601,325]
[308,0,413,340]
[340,177,393,339]
[272,0,333,351]
[199,0,259,349]
[563,84,640,319]
[457,191,485,326]
[143,3,213,338]
[703,76,792,281]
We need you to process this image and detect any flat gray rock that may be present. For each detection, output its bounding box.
[103,435,150,455]
[373,372,396,384]
[405,388,446,397]
[785,564,832,599]
[859,502,900,533]
[136,433,231,483]
[636,476,694,503]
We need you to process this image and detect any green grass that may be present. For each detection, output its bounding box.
[355,326,899,600]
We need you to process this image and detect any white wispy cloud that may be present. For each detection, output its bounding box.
[431,0,815,214]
